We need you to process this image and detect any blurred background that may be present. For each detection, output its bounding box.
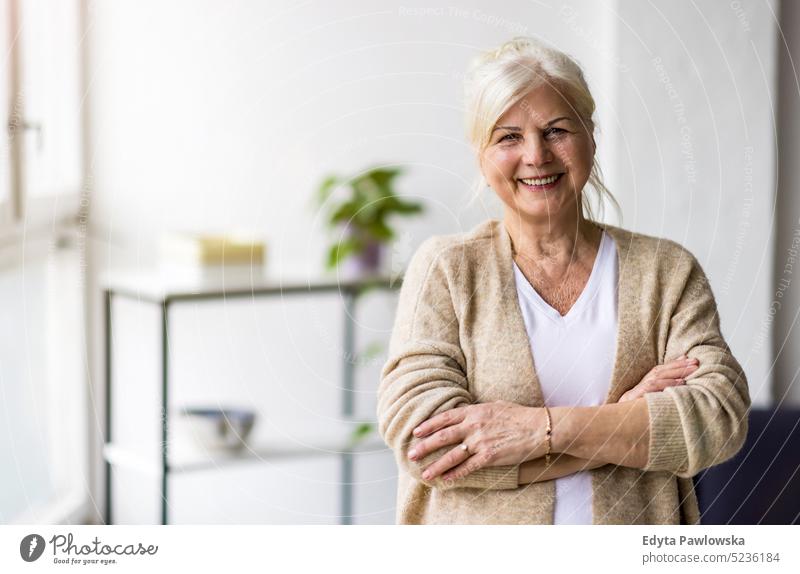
[1,0,799,525]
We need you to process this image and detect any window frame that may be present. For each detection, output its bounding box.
[1,0,89,525]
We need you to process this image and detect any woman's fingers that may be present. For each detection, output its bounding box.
[420,443,472,481]
[619,378,686,402]
[413,406,467,438]
[408,424,465,461]
[433,446,498,483]
[618,357,698,403]
[650,378,686,390]
[652,361,698,380]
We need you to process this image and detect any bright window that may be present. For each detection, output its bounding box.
[0,0,85,524]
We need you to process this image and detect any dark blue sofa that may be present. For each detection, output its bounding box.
[693,407,800,524]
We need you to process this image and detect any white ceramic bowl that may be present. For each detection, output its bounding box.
[178,408,256,451]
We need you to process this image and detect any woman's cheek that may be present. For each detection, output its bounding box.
[487,146,523,184]
[495,147,520,167]
[484,147,517,168]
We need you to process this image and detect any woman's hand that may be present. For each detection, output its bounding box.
[617,355,698,403]
[409,356,698,484]
[408,400,547,484]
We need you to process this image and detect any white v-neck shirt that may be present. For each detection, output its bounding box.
[512,231,619,524]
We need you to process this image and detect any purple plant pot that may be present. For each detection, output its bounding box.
[341,240,385,279]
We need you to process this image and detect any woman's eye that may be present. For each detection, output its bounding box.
[544,128,567,138]
[498,133,521,143]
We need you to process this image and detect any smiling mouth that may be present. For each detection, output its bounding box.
[518,173,563,189]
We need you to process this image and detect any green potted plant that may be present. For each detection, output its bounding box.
[314,166,424,275]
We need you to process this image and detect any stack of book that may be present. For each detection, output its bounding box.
[159,232,266,277]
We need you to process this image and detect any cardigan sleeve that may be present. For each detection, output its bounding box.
[376,238,520,491]
[643,252,751,478]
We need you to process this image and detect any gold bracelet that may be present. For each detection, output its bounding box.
[543,406,552,466]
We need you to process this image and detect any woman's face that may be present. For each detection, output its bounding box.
[480,83,595,224]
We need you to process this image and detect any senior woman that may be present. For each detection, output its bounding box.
[376,37,750,525]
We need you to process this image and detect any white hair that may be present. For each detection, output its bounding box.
[464,37,620,222]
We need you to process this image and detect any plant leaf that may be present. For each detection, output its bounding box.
[365,219,394,241]
[329,202,359,227]
[325,236,362,270]
[391,199,424,215]
[367,167,403,192]
[315,175,340,207]
[358,340,385,363]
[348,422,374,447]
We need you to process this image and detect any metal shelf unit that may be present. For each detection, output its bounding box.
[102,269,398,525]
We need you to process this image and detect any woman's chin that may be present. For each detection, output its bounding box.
[503,196,579,223]
[504,206,558,223]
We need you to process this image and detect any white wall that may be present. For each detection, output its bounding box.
[86,0,611,275]
[611,0,776,405]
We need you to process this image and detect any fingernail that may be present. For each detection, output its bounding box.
[677,379,685,383]
[422,471,431,480]
[413,428,421,436]
[408,449,417,459]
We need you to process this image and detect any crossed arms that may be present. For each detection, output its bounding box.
[377,239,750,491]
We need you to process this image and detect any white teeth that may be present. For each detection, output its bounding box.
[520,175,559,186]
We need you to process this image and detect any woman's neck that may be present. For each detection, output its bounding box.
[503,209,602,265]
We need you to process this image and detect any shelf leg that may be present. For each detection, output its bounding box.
[341,452,353,525]
[341,289,357,524]
[161,300,170,525]
[104,289,112,525]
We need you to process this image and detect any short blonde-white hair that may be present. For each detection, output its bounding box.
[464,37,619,222]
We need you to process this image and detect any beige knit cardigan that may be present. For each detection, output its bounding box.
[377,219,750,524]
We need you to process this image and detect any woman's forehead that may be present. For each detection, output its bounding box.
[498,86,577,126]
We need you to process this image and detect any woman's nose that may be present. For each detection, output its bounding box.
[522,134,553,165]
